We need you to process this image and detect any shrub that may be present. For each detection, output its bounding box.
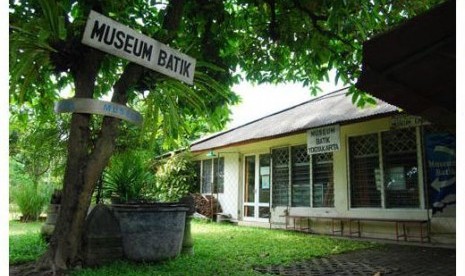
[9,158,31,202]
[155,152,197,202]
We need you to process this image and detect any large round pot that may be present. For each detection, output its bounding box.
[110,203,188,262]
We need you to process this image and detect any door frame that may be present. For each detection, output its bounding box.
[242,153,271,222]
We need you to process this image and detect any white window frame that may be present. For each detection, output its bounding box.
[270,144,335,209]
[347,127,425,210]
[199,157,224,195]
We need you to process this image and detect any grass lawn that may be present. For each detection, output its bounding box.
[9,220,47,265]
[10,219,378,275]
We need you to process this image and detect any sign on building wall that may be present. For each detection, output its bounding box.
[55,98,143,125]
[425,133,456,216]
[391,114,429,129]
[307,125,340,154]
[82,10,196,85]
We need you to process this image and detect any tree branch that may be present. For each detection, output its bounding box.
[161,0,186,43]
[291,0,357,50]
[265,0,279,41]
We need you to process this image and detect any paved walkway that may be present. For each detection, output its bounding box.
[254,244,455,275]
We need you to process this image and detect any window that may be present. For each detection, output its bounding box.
[259,154,271,203]
[382,128,419,208]
[272,148,289,206]
[349,128,420,208]
[312,153,334,207]
[201,159,212,194]
[349,134,381,207]
[291,145,310,207]
[271,145,334,207]
[245,156,255,203]
[199,158,224,194]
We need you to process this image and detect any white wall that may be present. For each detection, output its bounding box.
[217,153,240,220]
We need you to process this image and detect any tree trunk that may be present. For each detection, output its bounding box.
[32,2,187,274]
[36,62,145,275]
[36,45,105,272]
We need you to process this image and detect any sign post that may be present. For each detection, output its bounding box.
[82,10,196,85]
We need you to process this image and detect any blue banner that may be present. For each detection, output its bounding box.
[425,133,456,214]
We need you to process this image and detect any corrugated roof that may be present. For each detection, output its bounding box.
[190,88,398,152]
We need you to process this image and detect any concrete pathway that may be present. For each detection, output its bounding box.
[254,244,455,275]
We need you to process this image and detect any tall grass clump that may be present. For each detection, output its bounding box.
[10,159,51,221]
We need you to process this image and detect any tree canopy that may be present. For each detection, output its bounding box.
[10,0,444,131]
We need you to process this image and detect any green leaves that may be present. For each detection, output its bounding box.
[102,151,195,203]
[9,0,443,167]
[346,86,377,108]
[155,152,197,202]
[9,0,69,111]
[137,60,238,149]
[102,151,155,203]
[38,0,67,41]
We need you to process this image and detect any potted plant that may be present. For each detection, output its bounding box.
[93,151,189,262]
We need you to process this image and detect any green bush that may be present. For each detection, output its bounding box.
[155,152,197,202]
[10,159,51,221]
[9,158,31,202]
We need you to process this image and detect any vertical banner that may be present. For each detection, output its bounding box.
[425,133,456,215]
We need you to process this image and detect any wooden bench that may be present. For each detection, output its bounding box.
[281,215,312,232]
[341,217,429,243]
[282,215,429,243]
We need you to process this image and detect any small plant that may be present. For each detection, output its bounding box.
[102,151,155,203]
[155,152,197,202]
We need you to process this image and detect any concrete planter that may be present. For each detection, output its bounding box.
[83,204,123,267]
[110,203,188,262]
